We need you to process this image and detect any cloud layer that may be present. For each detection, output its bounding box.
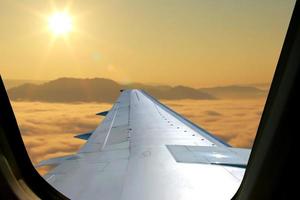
[12,101,112,174]
[11,98,266,175]
[162,98,266,147]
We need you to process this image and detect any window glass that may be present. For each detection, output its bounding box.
[1,0,295,198]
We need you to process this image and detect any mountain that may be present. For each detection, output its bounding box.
[199,85,267,99]
[8,78,121,103]
[124,84,216,100]
[3,79,46,89]
[7,78,215,103]
[246,83,271,90]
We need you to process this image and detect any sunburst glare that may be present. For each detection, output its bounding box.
[48,12,72,36]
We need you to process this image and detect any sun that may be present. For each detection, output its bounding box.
[48,12,72,36]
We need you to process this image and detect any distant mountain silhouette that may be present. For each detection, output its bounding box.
[124,84,216,100]
[8,78,215,102]
[199,85,267,99]
[8,78,121,102]
[246,83,271,90]
[3,79,46,89]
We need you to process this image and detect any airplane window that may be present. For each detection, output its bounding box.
[1,0,296,199]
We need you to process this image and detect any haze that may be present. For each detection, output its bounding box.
[0,0,295,87]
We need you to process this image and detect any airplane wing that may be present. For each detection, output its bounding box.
[38,89,250,200]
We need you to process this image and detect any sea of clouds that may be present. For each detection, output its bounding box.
[11,98,266,174]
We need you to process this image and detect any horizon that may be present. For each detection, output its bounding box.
[3,76,271,89]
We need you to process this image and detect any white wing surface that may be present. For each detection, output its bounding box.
[40,89,250,200]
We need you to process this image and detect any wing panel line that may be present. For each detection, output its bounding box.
[101,103,120,150]
[140,90,231,147]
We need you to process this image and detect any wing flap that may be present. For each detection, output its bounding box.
[167,145,250,168]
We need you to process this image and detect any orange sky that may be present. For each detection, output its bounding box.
[0,0,296,87]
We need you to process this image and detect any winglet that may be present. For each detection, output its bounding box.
[74,132,93,140]
[96,111,109,116]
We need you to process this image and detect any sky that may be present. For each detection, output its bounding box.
[0,0,296,87]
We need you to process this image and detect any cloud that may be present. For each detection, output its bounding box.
[205,110,222,116]
[203,118,221,123]
[163,98,266,148]
[11,101,112,175]
[11,98,266,175]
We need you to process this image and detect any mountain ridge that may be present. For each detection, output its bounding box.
[7,77,267,103]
